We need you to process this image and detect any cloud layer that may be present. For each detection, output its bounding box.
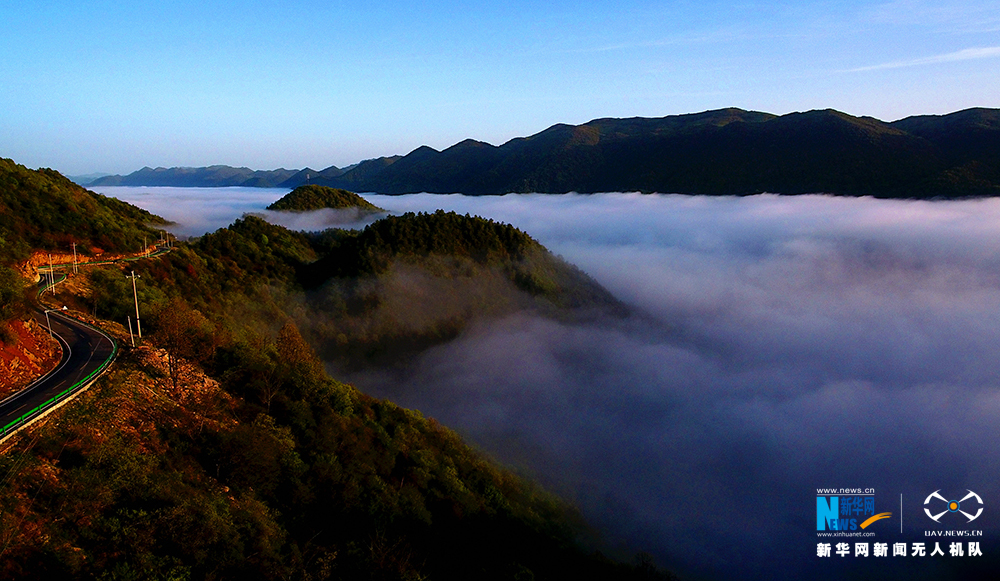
[347,193,1000,579]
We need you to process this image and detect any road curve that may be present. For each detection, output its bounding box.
[2,245,170,443]
[0,309,117,442]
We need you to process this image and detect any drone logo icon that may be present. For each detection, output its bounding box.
[924,490,983,523]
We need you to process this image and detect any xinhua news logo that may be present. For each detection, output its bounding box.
[817,494,891,532]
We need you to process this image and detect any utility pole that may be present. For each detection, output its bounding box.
[44,306,67,339]
[72,242,78,274]
[48,254,55,295]
[127,315,135,347]
[127,271,142,340]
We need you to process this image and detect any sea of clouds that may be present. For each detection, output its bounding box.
[92,186,384,238]
[98,187,1000,579]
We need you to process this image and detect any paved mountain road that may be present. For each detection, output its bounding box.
[1,245,171,443]
[0,309,117,442]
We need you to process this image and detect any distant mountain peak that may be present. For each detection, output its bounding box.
[448,138,496,150]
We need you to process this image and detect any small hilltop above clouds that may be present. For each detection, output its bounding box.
[266,184,384,212]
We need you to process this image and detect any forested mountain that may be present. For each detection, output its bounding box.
[86,107,1000,197]
[303,210,626,367]
[889,108,1000,192]
[304,156,402,190]
[131,211,625,369]
[295,107,1000,197]
[1,162,665,579]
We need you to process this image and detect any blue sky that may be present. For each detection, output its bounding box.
[2,1,998,175]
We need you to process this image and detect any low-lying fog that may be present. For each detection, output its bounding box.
[100,186,1000,579]
[92,186,383,238]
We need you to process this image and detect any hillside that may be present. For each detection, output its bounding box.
[0,159,165,339]
[303,210,626,366]
[121,211,625,368]
[267,184,384,212]
[292,156,402,190]
[1,315,667,580]
[1,162,663,579]
[0,318,59,394]
[889,108,1000,192]
[0,159,165,264]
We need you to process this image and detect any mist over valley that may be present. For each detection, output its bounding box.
[96,187,1000,579]
[92,186,386,239]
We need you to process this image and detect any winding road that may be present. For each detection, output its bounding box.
[0,252,142,445]
[0,308,117,443]
[0,245,173,443]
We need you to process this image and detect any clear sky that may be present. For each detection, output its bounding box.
[2,1,998,175]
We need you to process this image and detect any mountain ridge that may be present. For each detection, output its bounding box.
[81,107,1000,197]
[86,165,302,188]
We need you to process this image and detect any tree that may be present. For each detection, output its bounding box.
[276,321,325,399]
[152,298,216,390]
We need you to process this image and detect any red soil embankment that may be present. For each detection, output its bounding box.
[0,319,61,400]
